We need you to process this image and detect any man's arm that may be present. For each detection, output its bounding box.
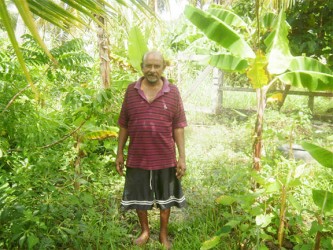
[115,126,129,176]
[173,127,186,179]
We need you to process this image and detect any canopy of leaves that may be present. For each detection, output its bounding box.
[287,0,333,69]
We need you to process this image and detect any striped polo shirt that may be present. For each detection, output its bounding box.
[118,77,187,170]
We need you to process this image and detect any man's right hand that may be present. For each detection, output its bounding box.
[115,154,125,176]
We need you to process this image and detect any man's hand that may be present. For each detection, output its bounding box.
[176,157,186,180]
[115,127,128,176]
[115,153,125,176]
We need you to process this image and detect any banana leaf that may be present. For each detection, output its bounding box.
[247,50,269,88]
[207,7,248,29]
[301,142,333,169]
[209,54,248,72]
[312,190,333,212]
[278,57,333,91]
[264,10,292,74]
[184,5,255,59]
[128,26,148,72]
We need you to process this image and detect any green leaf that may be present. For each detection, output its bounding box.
[262,12,277,30]
[265,181,281,193]
[215,225,232,235]
[247,50,269,88]
[288,179,302,188]
[0,0,38,97]
[215,195,236,205]
[200,236,221,250]
[209,54,248,72]
[279,71,333,91]
[239,223,250,232]
[278,57,333,91]
[184,5,255,59]
[19,234,26,247]
[14,0,57,66]
[84,130,118,140]
[301,142,333,169]
[81,192,94,206]
[309,220,323,235]
[288,195,302,212]
[27,234,39,249]
[264,10,292,74]
[128,26,148,72]
[61,227,76,235]
[312,190,333,212]
[225,220,240,228]
[256,214,273,228]
[208,7,248,29]
[61,0,105,24]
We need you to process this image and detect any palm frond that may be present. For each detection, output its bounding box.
[0,0,38,95]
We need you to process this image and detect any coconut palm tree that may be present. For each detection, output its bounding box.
[0,0,153,92]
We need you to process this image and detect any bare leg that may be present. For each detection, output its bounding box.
[159,208,171,249]
[133,209,150,246]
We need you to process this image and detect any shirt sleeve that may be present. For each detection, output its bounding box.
[172,86,187,129]
[118,87,129,128]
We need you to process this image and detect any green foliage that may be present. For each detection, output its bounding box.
[287,0,333,69]
[0,48,25,82]
[184,5,255,59]
[263,10,292,74]
[188,109,332,250]
[184,4,333,91]
[302,142,333,169]
[0,34,125,249]
[128,26,148,72]
[278,57,333,91]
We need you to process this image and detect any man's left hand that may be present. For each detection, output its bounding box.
[176,158,186,180]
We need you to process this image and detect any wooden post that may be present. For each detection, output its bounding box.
[308,93,314,112]
[215,69,224,114]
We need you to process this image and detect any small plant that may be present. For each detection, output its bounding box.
[302,142,333,250]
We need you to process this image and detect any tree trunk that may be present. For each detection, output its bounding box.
[278,185,287,248]
[97,15,110,89]
[74,136,82,191]
[314,215,322,250]
[253,88,266,171]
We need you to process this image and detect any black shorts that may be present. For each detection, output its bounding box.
[121,167,186,210]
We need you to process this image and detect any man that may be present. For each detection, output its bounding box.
[115,50,187,249]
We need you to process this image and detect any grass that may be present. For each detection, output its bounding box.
[1,101,332,250]
[110,113,253,249]
[112,108,333,250]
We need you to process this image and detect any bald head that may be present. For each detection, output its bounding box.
[141,51,166,69]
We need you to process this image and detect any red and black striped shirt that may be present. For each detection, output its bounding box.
[118,77,187,170]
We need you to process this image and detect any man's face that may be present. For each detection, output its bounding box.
[142,53,165,84]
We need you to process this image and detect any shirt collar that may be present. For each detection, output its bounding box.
[134,77,170,93]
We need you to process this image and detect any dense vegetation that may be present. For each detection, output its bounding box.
[1,0,332,249]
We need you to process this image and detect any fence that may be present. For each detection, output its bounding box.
[179,66,333,120]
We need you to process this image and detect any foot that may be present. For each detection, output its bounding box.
[133,231,150,246]
[159,234,171,249]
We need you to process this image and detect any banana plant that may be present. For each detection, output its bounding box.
[184,4,333,171]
